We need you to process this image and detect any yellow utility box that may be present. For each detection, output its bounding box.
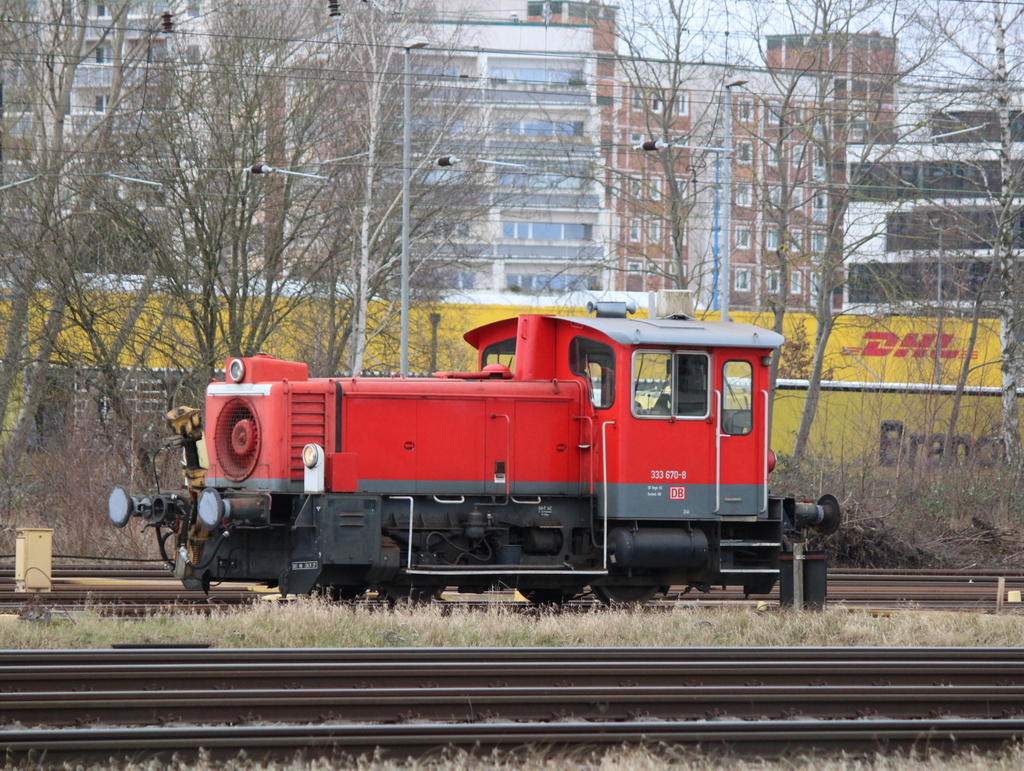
[15,528,53,593]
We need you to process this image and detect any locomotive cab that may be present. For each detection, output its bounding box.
[110,301,840,606]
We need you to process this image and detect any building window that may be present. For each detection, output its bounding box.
[765,229,779,251]
[626,261,644,292]
[813,190,827,222]
[811,231,826,252]
[766,270,780,293]
[649,176,662,200]
[675,92,688,116]
[736,142,752,163]
[790,229,803,252]
[810,272,820,297]
[95,46,112,64]
[633,89,644,109]
[494,119,584,137]
[768,185,781,205]
[94,95,109,112]
[767,145,779,167]
[651,97,663,114]
[735,268,751,291]
[793,145,806,172]
[96,4,108,16]
[649,220,661,243]
[508,273,595,294]
[735,184,751,207]
[629,221,641,242]
[790,271,802,295]
[849,113,867,142]
[737,99,752,122]
[734,226,750,249]
[502,222,593,240]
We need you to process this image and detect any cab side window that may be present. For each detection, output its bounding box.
[570,337,616,409]
[631,350,708,419]
[675,354,709,417]
[482,338,516,373]
[633,352,672,415]
[721,360,753,435]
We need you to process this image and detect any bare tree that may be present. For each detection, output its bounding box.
[917,1,1024,473]
[613,0,721,294]
[0,0,163,493]
[741,0,933,462]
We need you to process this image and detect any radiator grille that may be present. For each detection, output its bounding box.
[290,392,326,478]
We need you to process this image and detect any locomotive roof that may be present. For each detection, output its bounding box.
[566,316,785,349]
[465,314,785,350]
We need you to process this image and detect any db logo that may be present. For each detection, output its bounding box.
[669,486,686,501]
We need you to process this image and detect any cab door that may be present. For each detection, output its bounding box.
[714,355,766,518]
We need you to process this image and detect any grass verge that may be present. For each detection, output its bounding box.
[4,598,1024,649]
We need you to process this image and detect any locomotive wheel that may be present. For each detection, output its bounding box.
[743,576,777,596]
[524,587,583,606]
[315,584,367,602]
[382,584,445,605]
[592,584,660,605]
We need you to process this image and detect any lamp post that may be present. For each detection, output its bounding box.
[720,78,747,322]
[401,36,429,376]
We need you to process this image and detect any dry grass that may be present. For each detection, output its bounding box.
[5,602,1024,770]
[5,599,1024,649]
[6,744,1024,771]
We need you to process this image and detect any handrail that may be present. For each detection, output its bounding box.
[713,390,722,514]
[491,413,511,495]
[761,389,770,514]
[600,420,615,570]
[393,496,415,569]
[574,414,594,495]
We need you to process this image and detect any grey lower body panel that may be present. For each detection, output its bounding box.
[605,482,767,519]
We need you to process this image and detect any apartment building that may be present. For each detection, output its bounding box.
[844,107,1014,314]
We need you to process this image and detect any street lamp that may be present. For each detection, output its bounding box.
[244,163,327,180]
[720,78,747,322]
[401,36,429,376]
[635,140,727,314]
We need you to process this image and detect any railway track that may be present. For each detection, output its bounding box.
[2,564,1024,612]
[4,648,1024,764]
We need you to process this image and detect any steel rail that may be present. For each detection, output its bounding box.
[4,718,1024,764]
[3,566,1024,612]
[5,683,1024,726]
[3,645,1024,664]
[6,657,1024,692]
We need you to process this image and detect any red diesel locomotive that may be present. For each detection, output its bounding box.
[109,302,840,604]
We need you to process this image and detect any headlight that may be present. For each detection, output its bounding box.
[108,486,136,529]
[302,443,321,469]
[227,359,245,383]
[197,488,226,531]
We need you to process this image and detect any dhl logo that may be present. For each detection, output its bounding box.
[843,332,979,360]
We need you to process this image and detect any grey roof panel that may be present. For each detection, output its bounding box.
[556,316,785,349]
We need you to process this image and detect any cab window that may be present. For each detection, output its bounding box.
[482,338,516,373]
[631,351,709,419]
[675,354,708,417]
[569,337,615,409]
[633,352,672,415]
[721,360,753,435]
